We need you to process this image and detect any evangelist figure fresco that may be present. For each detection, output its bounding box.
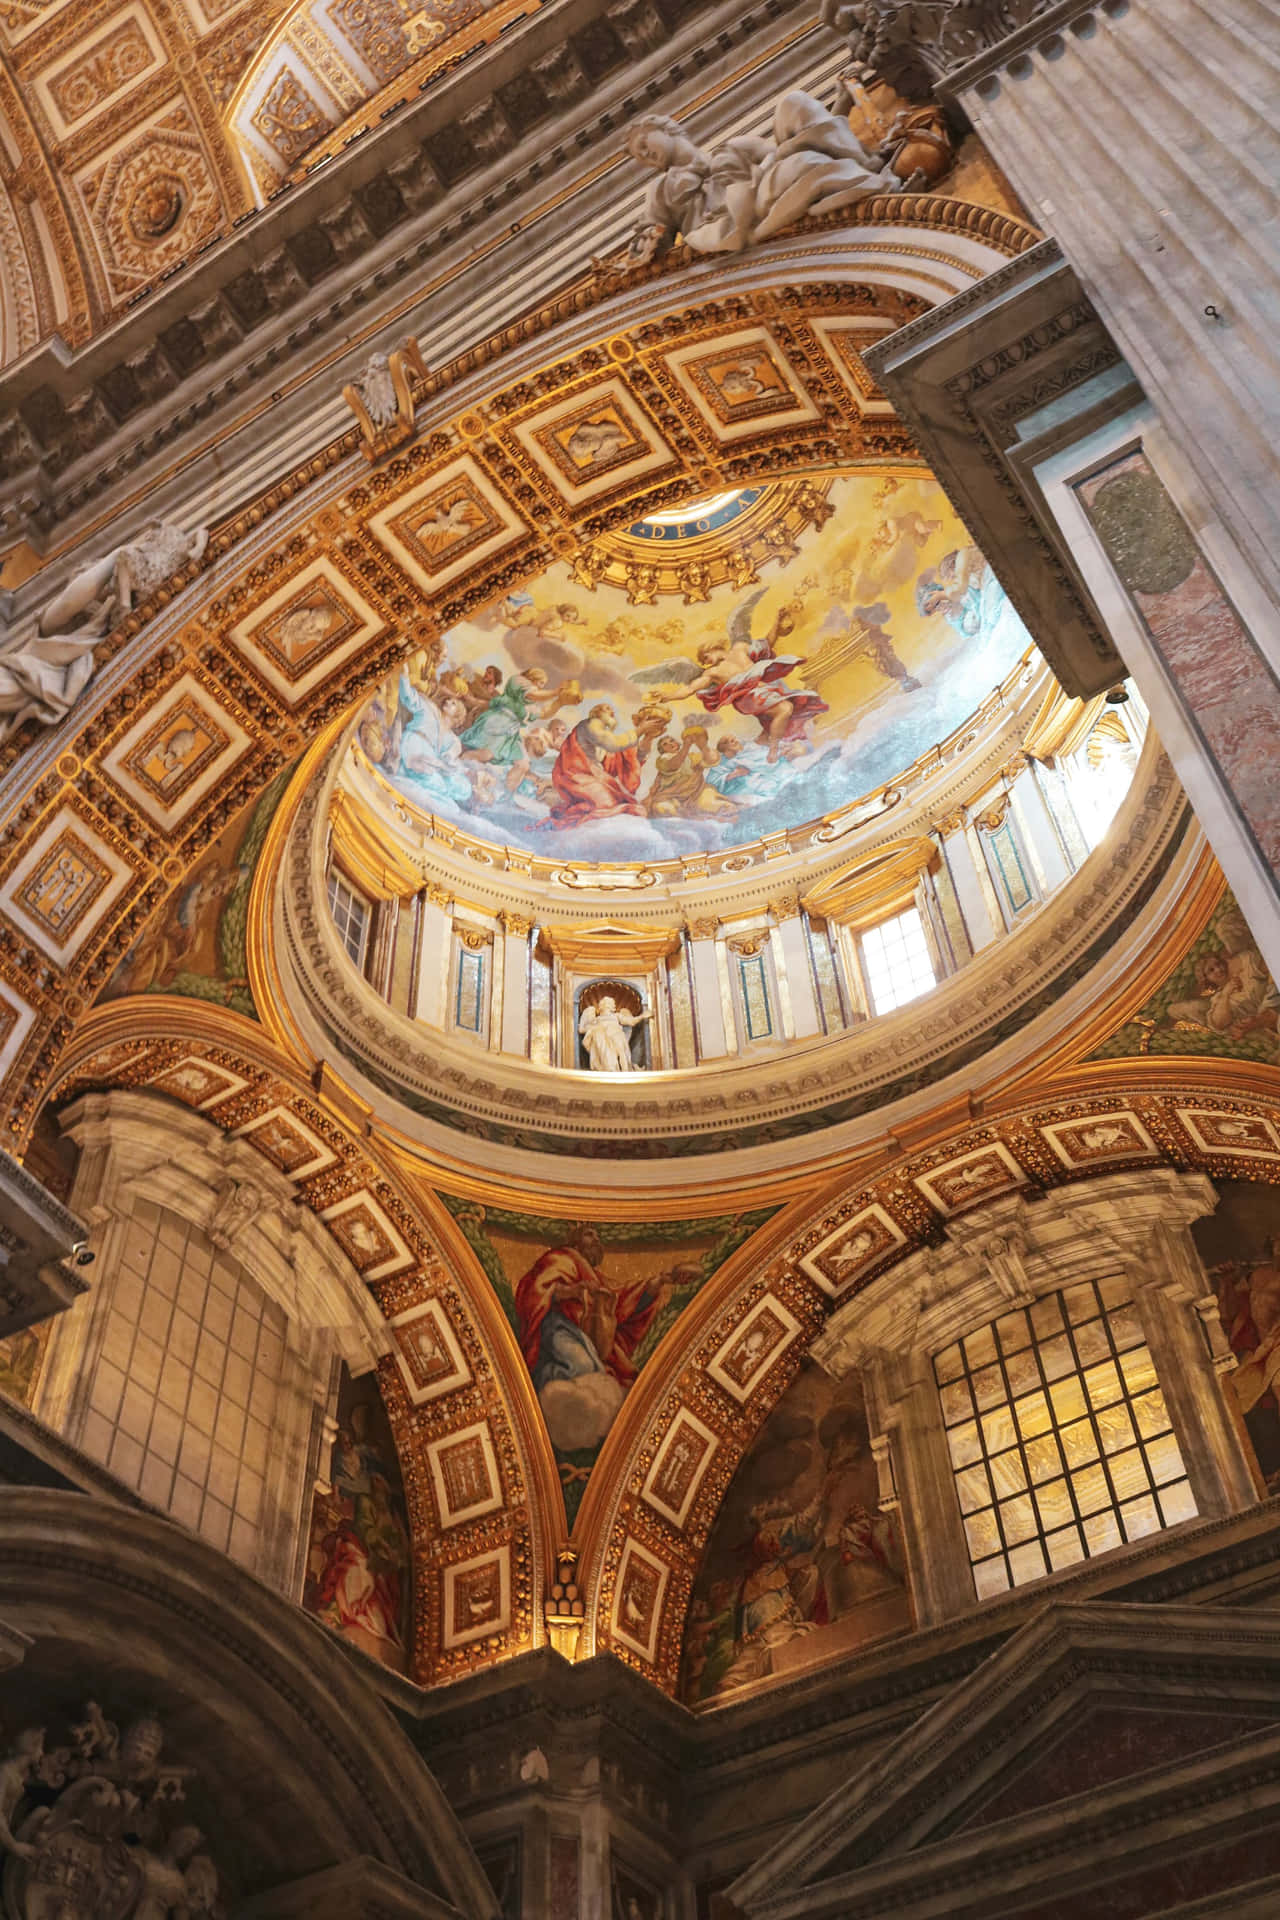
[683,1360,909,1704]
[444,1200,775,1522]
[1091,894,1280,1067]
[97,764,295,1017]
[1194,1181,1280,1493]
[350,473,1032,862]
[304,1367,412,1671]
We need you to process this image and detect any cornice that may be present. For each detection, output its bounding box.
[377,1502,1280,1785]
[276,732,1190,1165]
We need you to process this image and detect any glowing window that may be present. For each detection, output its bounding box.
[935,1278,1196,1601]
[860,908,936,1015]
[326,870,368,967]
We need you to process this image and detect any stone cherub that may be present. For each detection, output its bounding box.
[0,519,207,744]
[0,1725,45,1860]
[604,88,924,270]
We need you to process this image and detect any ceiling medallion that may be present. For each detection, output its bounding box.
[569,479,836,603]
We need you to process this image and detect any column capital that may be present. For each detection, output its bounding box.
[830,0,1088,101]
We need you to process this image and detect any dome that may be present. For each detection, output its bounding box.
[345,468,1035,867]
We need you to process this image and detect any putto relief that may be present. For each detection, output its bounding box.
[348,471,1032,864]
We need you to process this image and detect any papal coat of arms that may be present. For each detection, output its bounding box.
[0,1703,220,1920]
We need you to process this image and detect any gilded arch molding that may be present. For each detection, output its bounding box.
[42,999,557,1687]
[582,1068,1280,1694]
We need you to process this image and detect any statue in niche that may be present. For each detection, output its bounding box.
[0,1701,221,1917]
[603,89,926,269]
[578,981,651,1072]
[0,520,208,744]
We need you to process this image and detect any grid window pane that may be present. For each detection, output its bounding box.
[956,1464,992,1513]
[935,1277,1197,1600]
[860,907,937,1015]
[997,1310,1032,1356]
[326,870,369,967]
[939,1379,973,1423]
[1004,1348,1041,1397]
[947,1421,983,1468]
[974,1557,1010,1599]
[1046,1525,1085,1571]
[1030,1295,1064,1339]
[989,1450,1027,1500]
[1158,1478,1198,1527]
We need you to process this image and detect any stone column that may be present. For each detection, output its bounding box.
[411,884,452,1028]
[771,894,822,1040]
[499,912,531,1058]
[947,811,1006,949]
[1084,1192,1260,1519]
[685,917,730,1059]
[945,0,1280,619]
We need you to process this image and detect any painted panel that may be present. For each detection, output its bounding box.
[1090,891,1280,1066]
[682,1359,910,1705]
[97,764,295,1017]
[1193,1180,1280,1495]
[303,1364,412,1671]
[442,1199,775,1523]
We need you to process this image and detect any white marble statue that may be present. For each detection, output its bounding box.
[609,90,919,268]
[0,520,207,744]
[579,994,651,1072]
[353,351,399,429]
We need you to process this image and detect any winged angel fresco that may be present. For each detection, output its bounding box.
[629,588,829,763]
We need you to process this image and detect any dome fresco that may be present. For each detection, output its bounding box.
[350,470,1035,863]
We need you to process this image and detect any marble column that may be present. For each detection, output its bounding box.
[411,886,452,1028]
[499,912,531,1058]
[947,0,1280,621]
[771,898,822,1041]
[686,918,731,1059]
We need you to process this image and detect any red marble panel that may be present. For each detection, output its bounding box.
[1077,450,1280,877]
[965,1701,1278,1829]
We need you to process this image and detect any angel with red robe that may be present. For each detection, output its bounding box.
[633,589,828,762]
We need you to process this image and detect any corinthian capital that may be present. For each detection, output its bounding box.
[822,0,1064,98]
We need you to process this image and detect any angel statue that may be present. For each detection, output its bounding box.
[604,88,920,269]
[631,589,829,763]
[579,994,651,1073]
[0,519,207,744]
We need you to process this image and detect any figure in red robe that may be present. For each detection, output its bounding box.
[545,704,643,828]
[514,1224,670,1392]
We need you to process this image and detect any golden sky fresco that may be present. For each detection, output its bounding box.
[353,470,1034,862]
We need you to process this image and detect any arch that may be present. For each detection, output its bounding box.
[584,1068,1280,1694]
[39,1002,559,1686]
[0,1485,499,1915]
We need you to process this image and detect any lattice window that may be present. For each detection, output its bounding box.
[860,907,935,1015]
[326,869,369,968]
[935,1276,1197,1600]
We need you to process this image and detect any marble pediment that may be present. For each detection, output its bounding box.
[724,1599,1280,1919]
